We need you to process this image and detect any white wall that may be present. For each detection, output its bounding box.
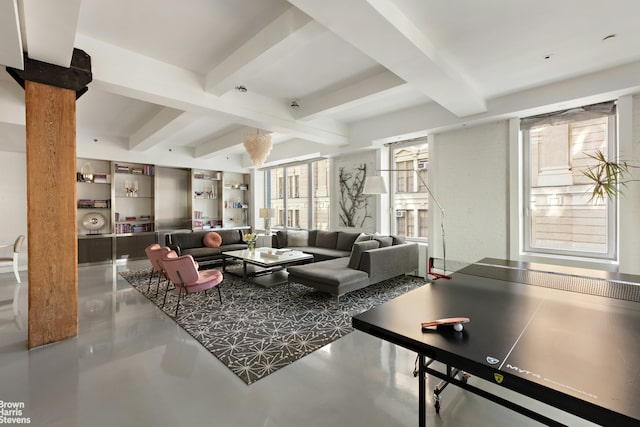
[0,151,27,272]
[617,95,640,274]
[429,121,510,264]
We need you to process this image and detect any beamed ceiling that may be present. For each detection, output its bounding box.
[1,0,640,166]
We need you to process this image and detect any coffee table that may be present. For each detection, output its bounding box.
[222,248,313,288]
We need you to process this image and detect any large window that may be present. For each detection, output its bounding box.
[265,158,330,231]
[391,141,429,240]
[522,102,617,259]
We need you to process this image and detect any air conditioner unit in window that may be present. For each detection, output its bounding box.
[417,162,428,170]
[396,210,405,218]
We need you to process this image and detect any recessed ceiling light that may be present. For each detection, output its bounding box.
[543,54,552,60]
[235,85,247,93]
[602,34,616,41]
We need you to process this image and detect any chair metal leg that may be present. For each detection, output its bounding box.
[162,281,172,308]
[12,283,21,316]
[12,259,20,284]
[146,269,155,293]
[175,286,183,317]
[155,275,163,297]
[216,285,223,304]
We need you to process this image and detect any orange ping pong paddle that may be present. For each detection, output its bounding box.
[421,317,470,332]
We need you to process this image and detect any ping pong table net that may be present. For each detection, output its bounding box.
[436,258,640,303]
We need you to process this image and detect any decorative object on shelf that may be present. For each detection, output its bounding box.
[124,180,138,197]
[259,208,276,235]
[82,212,106,234]
[206,184,217,199]
[242,232,257,252]
[80,162,94,182]
[243,129,272,167]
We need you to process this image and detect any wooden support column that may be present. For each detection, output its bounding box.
[25,81,78,348]
[7,48,92,349]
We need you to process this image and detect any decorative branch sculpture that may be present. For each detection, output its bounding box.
[338,163,371,227]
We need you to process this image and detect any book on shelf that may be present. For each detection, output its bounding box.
[93,173,111,183]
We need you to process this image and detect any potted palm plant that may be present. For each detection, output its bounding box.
[582,150,638,201]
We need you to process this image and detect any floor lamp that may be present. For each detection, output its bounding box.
[363,169,450,280]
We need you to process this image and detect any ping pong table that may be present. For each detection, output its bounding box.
[352,258,640,426]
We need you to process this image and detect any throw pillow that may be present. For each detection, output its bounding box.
[336,231,361,251]
[348,240,380,269]
[287,230,309,247]
[355,233,372,243]
[374,235,393,247]
[203,232,222,248]
[391,235,406,245]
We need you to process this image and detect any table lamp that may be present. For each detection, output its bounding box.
[259,208,276,234]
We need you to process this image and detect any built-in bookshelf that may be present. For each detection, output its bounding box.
[190,169,222,230]
[76,159,252,263]
[112,162,155,235]
[76,158,112,236]
[223,172,250,228]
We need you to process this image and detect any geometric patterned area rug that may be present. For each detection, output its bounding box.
[120,268,426,385]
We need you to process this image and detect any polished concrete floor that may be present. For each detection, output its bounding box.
[0,261,598,427]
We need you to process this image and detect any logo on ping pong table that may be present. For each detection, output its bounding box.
[486,356,500,365]
[494,373,504,384]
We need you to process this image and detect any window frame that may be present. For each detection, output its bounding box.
[264,158,330,231]
[522,113,617,261]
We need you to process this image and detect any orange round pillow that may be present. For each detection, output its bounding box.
[203,232,222,248]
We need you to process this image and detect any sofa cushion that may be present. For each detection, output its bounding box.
[215,229,243,244]
[316,230,338,249]
[182,247,221,259]
[374,235,393,248]
[307,229,318,246]
[219,243,248,252]
[287,257,369,289]
[336,231,361,251]
[275,230,288,248]
[287,230,309,246]
[348,240,380,269]
[203,231,222,248]
[171,232,205,250]
[295,246,350,261]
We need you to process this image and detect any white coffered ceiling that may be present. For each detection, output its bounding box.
[1,0,640,164]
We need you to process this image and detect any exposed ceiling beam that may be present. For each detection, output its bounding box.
[21,0,82,67]
[129,108,197,151]
[295,70,406,121]
[205,7,320,96]
[0,0,23,69]
[76,34,348,147]
[289,0,487,117]
[194,126,260,158]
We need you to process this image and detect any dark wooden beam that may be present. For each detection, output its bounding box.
[6,48,92,99]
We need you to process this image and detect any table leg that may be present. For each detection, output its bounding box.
[243,261,248,280]
[419,353,426,427]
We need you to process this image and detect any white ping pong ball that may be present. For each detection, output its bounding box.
[453,323,463,332]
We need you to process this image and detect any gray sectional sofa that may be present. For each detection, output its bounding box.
[284,231,419,298]
[272,229,366,261]
[165,229,248,264]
